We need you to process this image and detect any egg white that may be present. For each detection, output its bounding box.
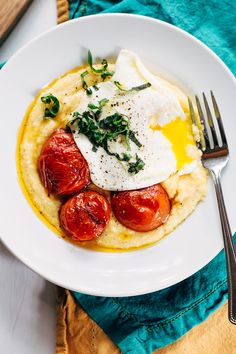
[72,50,197,191]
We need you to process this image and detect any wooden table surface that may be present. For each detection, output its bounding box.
[0,1,57,353]
[0,0,33,45]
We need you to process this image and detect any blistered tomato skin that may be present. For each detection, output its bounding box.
[38,129,90,196]
[111,184,171,232]
[60,191,111,241]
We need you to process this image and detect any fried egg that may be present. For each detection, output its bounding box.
[72,50,199,191]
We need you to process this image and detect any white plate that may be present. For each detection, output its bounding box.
[0,14,235,297]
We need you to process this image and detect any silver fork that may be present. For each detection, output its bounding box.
[188,92,236,325]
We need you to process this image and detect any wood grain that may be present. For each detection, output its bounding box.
[0,0,33,45]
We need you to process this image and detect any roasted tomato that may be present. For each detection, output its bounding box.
[38,129,90,196]
[111,184,170,232]
[60,191,111,241]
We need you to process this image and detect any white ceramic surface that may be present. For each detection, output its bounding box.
[0,14,235,297]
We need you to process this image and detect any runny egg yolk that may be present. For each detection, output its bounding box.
[150,116,195,171]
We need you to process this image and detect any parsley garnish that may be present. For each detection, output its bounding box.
[88,50,114,81]
[114,81,151,92]
[41,94,60,119]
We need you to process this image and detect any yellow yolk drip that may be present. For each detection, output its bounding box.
[151,116,195,170]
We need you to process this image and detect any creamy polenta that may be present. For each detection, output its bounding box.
[17,63,208,250]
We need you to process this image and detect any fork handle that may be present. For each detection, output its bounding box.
[211,170,236,324]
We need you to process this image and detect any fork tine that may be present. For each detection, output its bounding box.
[195,95,210,150]
[202,93,219,147]
[188,97,200,149]
[188,97,204,150]
[188,97,197,125]
[210,91,227,145]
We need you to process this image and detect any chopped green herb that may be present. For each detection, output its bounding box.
[101,71,115,81]
[99,113,131,149]
[65,122,72,133]
[99,98,109,108]
[93,84,99,91]
[101,58,108,70]
[80,71,92,95]
[86,87,92,95]
[76,111,106,149]
[41,94,60,119]
[65,113,80,132]
[129,131,142,148]
[88,50,98,73]
[81,70,89,78]
[122,153,132,162]
[80,51,115,95]
[88,50,114,81]
[114,81,151,92]
[88,98,109,111]
[87,98,109,120]
[73,111,80,118]
[128,155,145,174]
[67,106,144,174]
[113,81,124,91]
[87,103,98,110]
[88,50,103,74]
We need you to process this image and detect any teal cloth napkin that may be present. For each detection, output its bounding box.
[68,1,236,353]
[70,0,236,75]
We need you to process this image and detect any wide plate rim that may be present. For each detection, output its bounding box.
[0,13,235,297]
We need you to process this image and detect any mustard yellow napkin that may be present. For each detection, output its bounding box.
[56,288,236,354]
